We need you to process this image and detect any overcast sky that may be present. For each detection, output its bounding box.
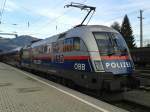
[0,0,150,46]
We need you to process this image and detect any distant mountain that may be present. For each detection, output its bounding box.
[10,35,39,46]
[0,35,40,52]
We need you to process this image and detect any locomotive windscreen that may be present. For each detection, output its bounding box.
[93,32,128,56]
[93,32,133,74]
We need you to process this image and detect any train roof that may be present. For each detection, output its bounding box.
[71,25,118,33]
[29,25,118,48]
[30,35,59,48]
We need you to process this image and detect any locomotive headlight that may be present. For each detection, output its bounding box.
[94,61,104,71]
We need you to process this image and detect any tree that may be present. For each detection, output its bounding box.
[144,39,150,47]
[121,15,136,49]
[147,44,150,47]
[111,22,121,32]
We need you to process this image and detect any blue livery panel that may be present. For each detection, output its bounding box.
[102,60,133,74]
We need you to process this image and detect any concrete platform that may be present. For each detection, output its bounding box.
[0,62,128,112]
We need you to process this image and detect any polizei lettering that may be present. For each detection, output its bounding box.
[105,61,131,69]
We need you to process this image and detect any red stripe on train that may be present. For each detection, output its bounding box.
[33,55,129,61]
[33,56,51,60]
[101,56,129,60]
[64,56,90,60]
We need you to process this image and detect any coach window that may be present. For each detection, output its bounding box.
[69,38,73,51]
[34,48,39,55]
[52,42,59,53]
[43,45,47,53]
[63,39,67,52]
[63,38,73,52]
[66,39,70,51]
[74,37,80,51]
[58,40,63,52]
[23,50,29,58]
[38,46,42,54]
[47,44,51,53]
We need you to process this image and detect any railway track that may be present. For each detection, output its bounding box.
[134,68,150,89]
[112,100,150,112]
[136,67,150,74]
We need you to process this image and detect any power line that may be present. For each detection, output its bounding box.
[104,10,138,24]
[17,0,69,27]
[0,0,69,29]
[0,0,7,24]
[29,0,87,34]
[0,0,72,36]
[1,0,87,36]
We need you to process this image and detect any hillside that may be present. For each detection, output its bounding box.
[0,35,39,52]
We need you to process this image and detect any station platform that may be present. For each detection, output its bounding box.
[0,62,128,112]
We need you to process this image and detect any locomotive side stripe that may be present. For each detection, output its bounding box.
[101,56,129,60]
[32,55,129,61]
[33,56,51,60]
[64,56,90,60]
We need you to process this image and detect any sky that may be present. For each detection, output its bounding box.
[0,0,150,46]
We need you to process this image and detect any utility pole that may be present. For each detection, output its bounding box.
[138,10,144,47]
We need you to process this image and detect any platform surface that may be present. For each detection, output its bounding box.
[0,62,128,112]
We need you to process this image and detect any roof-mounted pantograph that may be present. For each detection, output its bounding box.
[65,2,96,26]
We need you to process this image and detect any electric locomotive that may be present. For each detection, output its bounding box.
[21,25,139,91]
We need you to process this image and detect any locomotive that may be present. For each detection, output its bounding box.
[1,25,140,91]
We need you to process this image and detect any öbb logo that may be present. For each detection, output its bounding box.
[74,63,85,71]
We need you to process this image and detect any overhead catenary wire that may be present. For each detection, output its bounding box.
[28,8,148,38]
[14,0,77,36]
[0,0,71,35]
[0,0,69,28]
[1,0,87,36]
[26,0,88,36]
[18,0,69,27]
[2,0,150,40]
[0,0,7,24]
[34,0,87,30]
[104,10,138,24]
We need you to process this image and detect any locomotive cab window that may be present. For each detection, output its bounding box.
[63,37,80,52]
[93,32,128,56]
[93,32,112,55]
[43,45,47,53]
[52,42,59,53]
[110,33,128,55]
[73,37,80,51]
[22,50,30,58]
